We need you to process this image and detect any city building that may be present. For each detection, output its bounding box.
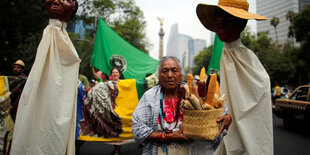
[67,18,94,39]
[166,23,206,70]
[188,39,206,71]
[257,0,310,45]
[166,24,192,62]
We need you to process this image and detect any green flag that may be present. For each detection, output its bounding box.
[91,18,159,79]
[207,34,224,75]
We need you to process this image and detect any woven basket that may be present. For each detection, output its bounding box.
[183,108,224,141]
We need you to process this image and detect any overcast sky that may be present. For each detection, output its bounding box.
[135,0,257,60]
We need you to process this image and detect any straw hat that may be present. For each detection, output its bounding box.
[13,60,25,68]
[196,0,267,32]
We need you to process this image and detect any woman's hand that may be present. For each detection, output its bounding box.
[147,129,191,144]
[167,130,191,144]
[217,114,232,136]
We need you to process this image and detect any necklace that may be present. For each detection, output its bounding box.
[159,91,182,133]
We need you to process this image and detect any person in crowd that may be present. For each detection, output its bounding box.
[91,66,109,82]
[1,60,28,154]
[85,67,124,155]
[12,60,26,77]
[8,60,28,122]
[108,67,123,155]
[145,73,153,78]
[110,68,122,83]
[89,79,97,87]
[273,84,283,103]
[132,56,232,155]
[196,0,273,154]
[78,73,89,87]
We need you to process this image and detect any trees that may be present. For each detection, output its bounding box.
[286,10,296,46]
[0,0,48,75]
[77,0,149,53]
[240,28,299,86]
[0,0,149,78]
[193,27,301,87]
[192,46,213,76]
[71,0,150,77]
[270,16,280,43]
[290,5,310,85]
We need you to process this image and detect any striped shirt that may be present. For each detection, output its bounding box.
[132,85,161,155]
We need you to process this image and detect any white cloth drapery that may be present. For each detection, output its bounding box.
[10,19,80,155]
[214,38,273,155]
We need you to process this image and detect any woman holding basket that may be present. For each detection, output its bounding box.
[132,56,232,155]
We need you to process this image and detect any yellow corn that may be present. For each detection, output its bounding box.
[215,81,220,97]
[187,73,193,94]
[206,73,217,107]
[200,67,207,82]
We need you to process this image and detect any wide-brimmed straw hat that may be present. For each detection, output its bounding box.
[196,0,267,32]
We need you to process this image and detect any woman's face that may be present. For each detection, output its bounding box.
[159,58,183,91]
[111,69,120,82]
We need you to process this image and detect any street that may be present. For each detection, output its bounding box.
[78,114,310,155]
[273,114,310,155]
[78,141,142,155]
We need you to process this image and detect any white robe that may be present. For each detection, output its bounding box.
[10,19,80,155]
[214,38,273,155]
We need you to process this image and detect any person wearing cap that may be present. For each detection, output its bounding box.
[12,60,26,77]
[196,0,273,154]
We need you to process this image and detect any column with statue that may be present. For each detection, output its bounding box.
[157,17,165,59]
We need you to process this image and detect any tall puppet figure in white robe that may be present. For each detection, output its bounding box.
[196,0,273,154]
[10,0,80,154]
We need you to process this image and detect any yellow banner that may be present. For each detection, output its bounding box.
[79,79,139,141]
[0,76,11,112]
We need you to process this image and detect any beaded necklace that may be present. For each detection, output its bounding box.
[159,91,181,133]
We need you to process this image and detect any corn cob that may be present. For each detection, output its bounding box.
[214,94,220,108]
[202,103,216,110]
[187,73,194,94]
[205,74,211,97]
[189,94,202,110]
[215,81,220,97]
[205,73,217,107]
[192,84,200,99]
[217,94,226,108]
[183,100,195,110]
[198,81,207,98]
[183,84,190,100]
[200,67,207,82]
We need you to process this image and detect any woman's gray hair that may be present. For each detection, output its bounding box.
[157,56,184,77]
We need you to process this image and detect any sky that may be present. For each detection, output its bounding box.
[135,0,257,60]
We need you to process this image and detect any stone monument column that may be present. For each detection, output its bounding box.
[157,17,165,59]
